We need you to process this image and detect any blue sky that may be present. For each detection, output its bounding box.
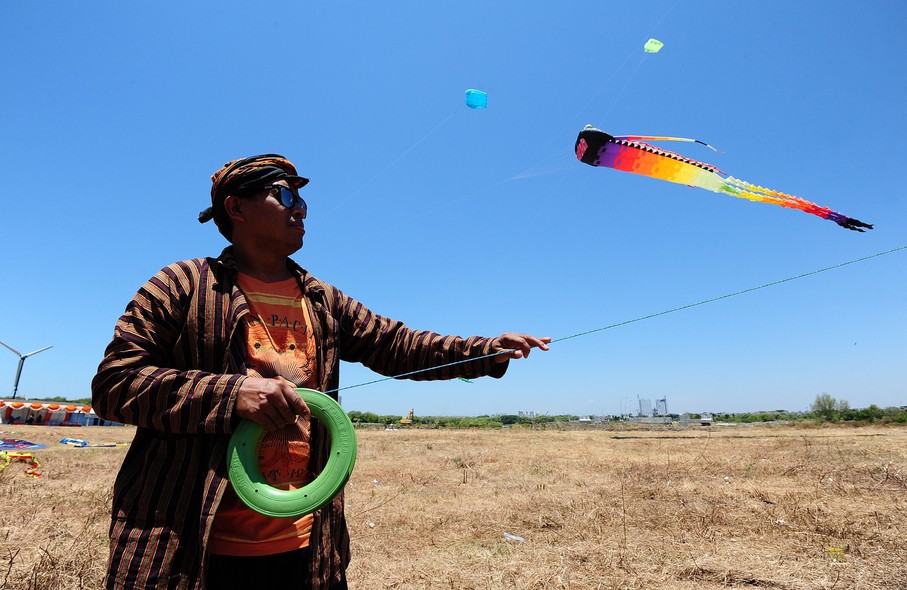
[1,1,905,417]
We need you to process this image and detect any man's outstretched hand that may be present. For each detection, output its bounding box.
[491,333,551,363]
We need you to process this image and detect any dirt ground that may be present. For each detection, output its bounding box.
[1,422,905,589]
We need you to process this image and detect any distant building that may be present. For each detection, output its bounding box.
[655,397,668,416]
[638,398,652,417]
[569,415,609,425]
[631,416,672,424]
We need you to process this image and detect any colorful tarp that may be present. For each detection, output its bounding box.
[60,437,128,448]
[0,438,47,450]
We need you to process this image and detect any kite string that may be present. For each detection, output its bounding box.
[598,0,680,123]
[321,109,458,219]
[599,54,648,123]
[324,244,907,396]
[514,0,680,178]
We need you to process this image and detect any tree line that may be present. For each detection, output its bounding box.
[346,411,580,429]
[25,394,907,428]
[350,393,907,428]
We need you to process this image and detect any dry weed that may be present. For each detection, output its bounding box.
[346,425,907,590]
[1,424,905,589]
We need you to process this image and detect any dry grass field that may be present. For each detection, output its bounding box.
[1,423,905,589]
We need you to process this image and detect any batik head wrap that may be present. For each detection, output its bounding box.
[199,154,309,224]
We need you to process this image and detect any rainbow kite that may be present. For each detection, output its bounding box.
[575,125,872,232]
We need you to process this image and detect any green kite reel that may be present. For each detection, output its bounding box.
[227,388,357,518]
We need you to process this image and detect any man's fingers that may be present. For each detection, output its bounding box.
[284,388,311,422]
[273,378,310,420]
[520,336,551,357]
[531,336,552,350]
[493,333,551,362]
[270,390,302,426]
[287,390,311,419]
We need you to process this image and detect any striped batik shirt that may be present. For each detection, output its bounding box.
[91,246,507,590]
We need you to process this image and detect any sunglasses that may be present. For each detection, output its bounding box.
[263,184,307,217]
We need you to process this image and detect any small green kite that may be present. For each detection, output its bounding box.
[643,38,664,53]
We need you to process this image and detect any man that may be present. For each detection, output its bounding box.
[91,154,550,590]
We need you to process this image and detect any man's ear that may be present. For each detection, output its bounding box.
[223,195,246,224]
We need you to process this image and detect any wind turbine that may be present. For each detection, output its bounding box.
[0,339,53,399]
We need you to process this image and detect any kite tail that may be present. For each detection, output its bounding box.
[23,457,41,478]
[0,451,41,477]
[723,177,873,232]
[613,135,722,153]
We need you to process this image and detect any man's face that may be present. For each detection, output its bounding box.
[234,179,307,255]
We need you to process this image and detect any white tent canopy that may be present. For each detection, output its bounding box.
[0,400,108,426]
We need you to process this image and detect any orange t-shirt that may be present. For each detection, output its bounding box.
[209,273,319,556]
